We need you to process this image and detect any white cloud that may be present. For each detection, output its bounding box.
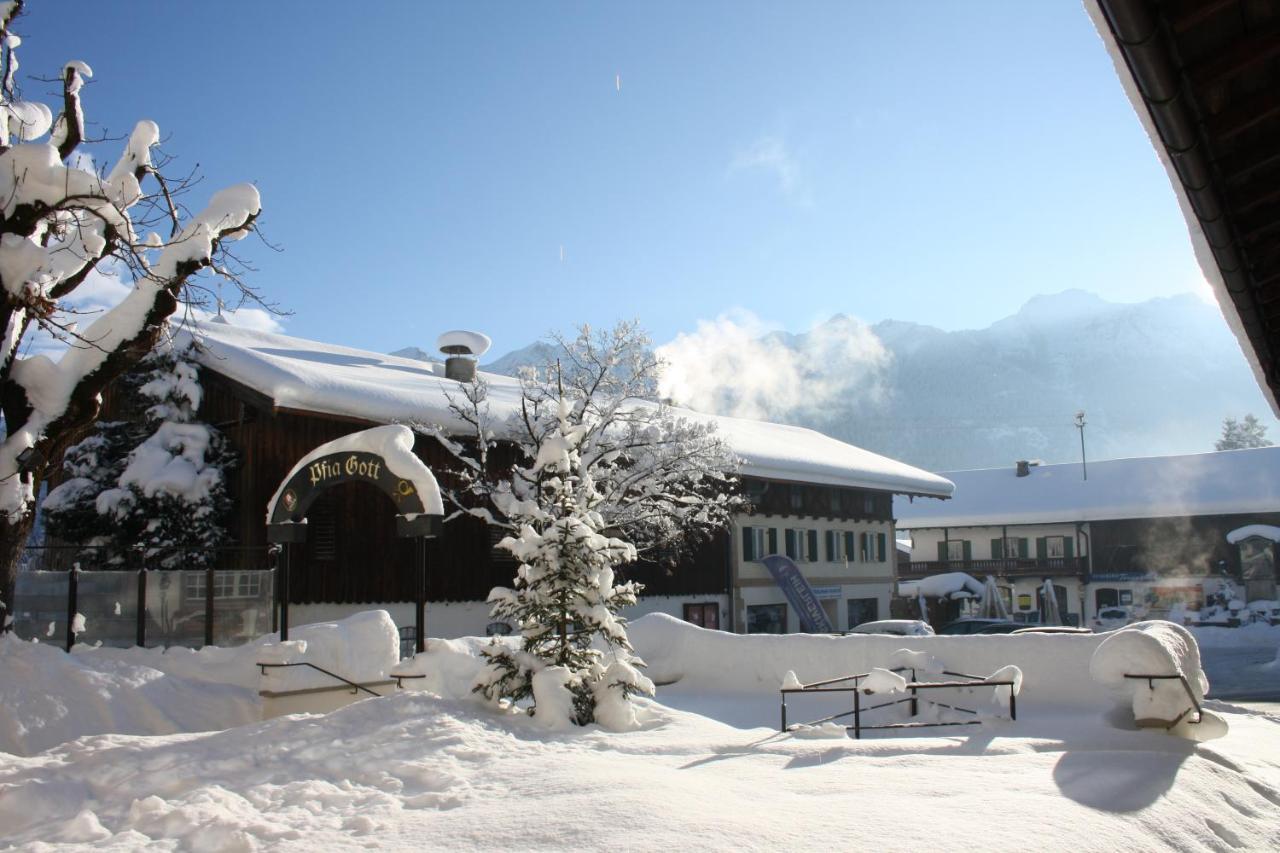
[728,135,810,204]
[656,309,889,421]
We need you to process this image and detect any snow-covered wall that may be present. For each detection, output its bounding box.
[629,613,1113,709]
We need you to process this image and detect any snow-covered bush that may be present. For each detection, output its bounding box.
[43,345,236,567]
[0,1,262,617]
[424,322,742,727]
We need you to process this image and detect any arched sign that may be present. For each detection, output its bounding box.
[266,425,443,543]
[264,425,443,649]
[268,450,439,537]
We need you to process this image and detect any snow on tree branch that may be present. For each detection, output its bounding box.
[0,4,264,619]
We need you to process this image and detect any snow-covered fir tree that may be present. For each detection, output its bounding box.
[423,322,744,728]
[43,345,236,568]
[0,1,262,620]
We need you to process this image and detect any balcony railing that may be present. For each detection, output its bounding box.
[903,557,1087,579]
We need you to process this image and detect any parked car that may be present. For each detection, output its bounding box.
[1011,626,1093,635]
[937,618,1022,635]
[847,619,935,637]
[1247,600,1280,626]
[1092,607,1131,631]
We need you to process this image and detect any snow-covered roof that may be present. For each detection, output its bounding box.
[180,321,954,498]
[895,448,1280,529]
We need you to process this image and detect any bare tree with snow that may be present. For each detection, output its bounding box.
[421,322,744,727]
[0,2,263,624]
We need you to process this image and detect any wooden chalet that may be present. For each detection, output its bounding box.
[137,321,952,636]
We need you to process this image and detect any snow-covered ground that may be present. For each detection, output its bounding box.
[2,614,1279,851]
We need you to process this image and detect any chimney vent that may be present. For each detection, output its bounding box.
[1016,460,1032,477]
[436,330,491,383]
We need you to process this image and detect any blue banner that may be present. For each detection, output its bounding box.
[760,554,834,633]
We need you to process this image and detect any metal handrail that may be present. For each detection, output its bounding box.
[781,667,1019,738]
[1122,672,1203,728]
[257,661,383,697]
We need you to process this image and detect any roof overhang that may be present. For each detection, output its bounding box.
[1088,0,1280,418]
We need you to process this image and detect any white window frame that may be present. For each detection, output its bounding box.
[1046,536,1066,559]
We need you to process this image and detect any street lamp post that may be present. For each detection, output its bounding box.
[1075,411,1088,481]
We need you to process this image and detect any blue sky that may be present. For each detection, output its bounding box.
[19,1,1203,358]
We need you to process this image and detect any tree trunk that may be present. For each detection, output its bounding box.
[0,509,34,631]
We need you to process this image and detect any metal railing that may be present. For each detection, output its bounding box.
[780,667,1018,739]
[256,662,383,698]
[1122,672,1203,729]
[904,557,1086,578]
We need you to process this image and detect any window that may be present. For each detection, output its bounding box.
[1095,588,1119,610]
[741,526,768,562]
[863,494,875,515]
[185,571,263,601]
[825,530,845,562]
[788,486,803,511]
[1119,589,1134,606]
[683,602,719,630]
[945,540,965,562]
[993,537,1025,559]
[747,603,787,634]
[843,531,856,561]
[1046,536,1066,558]
[876,532,887,562]
[847,597,878,627]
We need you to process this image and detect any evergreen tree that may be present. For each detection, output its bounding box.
[43,345,236,568]
[425,322,744,728]
[1215,414,1272,451]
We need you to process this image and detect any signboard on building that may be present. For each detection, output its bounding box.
[761,555,833,633]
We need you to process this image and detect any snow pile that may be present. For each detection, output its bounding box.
[1225,524,1280,544]
[1089,621,1223,739]
[898,571,984,600]
[0,634,258,756]
[860,667,907,694]
[889,647,945,674]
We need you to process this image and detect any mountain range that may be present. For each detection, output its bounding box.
[394,290,1279,472]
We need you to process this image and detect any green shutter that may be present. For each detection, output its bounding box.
[1019,538,1030,558]
[991,538,1003,559]
[785,529,797,559]
[938,541,947,562]
[768,528,778,554]
[1036,537,1048,560]
[877,533,887,562]
[807,530,819,561]
[962,540,972,562]
[742,526,755,562]
[845,532,856,559]
[825,530,835,561]
[1064,538,1074,560]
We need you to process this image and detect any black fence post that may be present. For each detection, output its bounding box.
[65,563,79,652]
[415,538,427,655]
[204,554,215,648]
[136,566,148,648]
[853,686,862,740]
[279,544,290,642]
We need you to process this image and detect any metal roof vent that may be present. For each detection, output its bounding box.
[437,330,491,383]
[1016,460,1035,477]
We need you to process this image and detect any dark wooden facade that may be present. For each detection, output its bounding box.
[1088,512,1280,578]
[186,368,732,605]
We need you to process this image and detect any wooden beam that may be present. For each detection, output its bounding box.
[1187,28,1280,89]
[1166,0,1238,34]
[1205,87,1280,142]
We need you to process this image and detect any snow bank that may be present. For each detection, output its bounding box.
[629,613,1111,708]
[0,635,258,756]
[1191,622,1280,649]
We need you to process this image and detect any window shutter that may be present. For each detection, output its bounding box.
[1036,537,1048,560]
[807,530,819,561]
[825,530,835,561]
[785,529,797,560]
[990,538,1003,559]
[962,540,972,561]
[768,528,778,554]
[877,533,887,562]
[1019,538,1030,558]
[938,541,947,562]
[1064,538,1074,560]
[742,527,755,562]
[845,532,856,559]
